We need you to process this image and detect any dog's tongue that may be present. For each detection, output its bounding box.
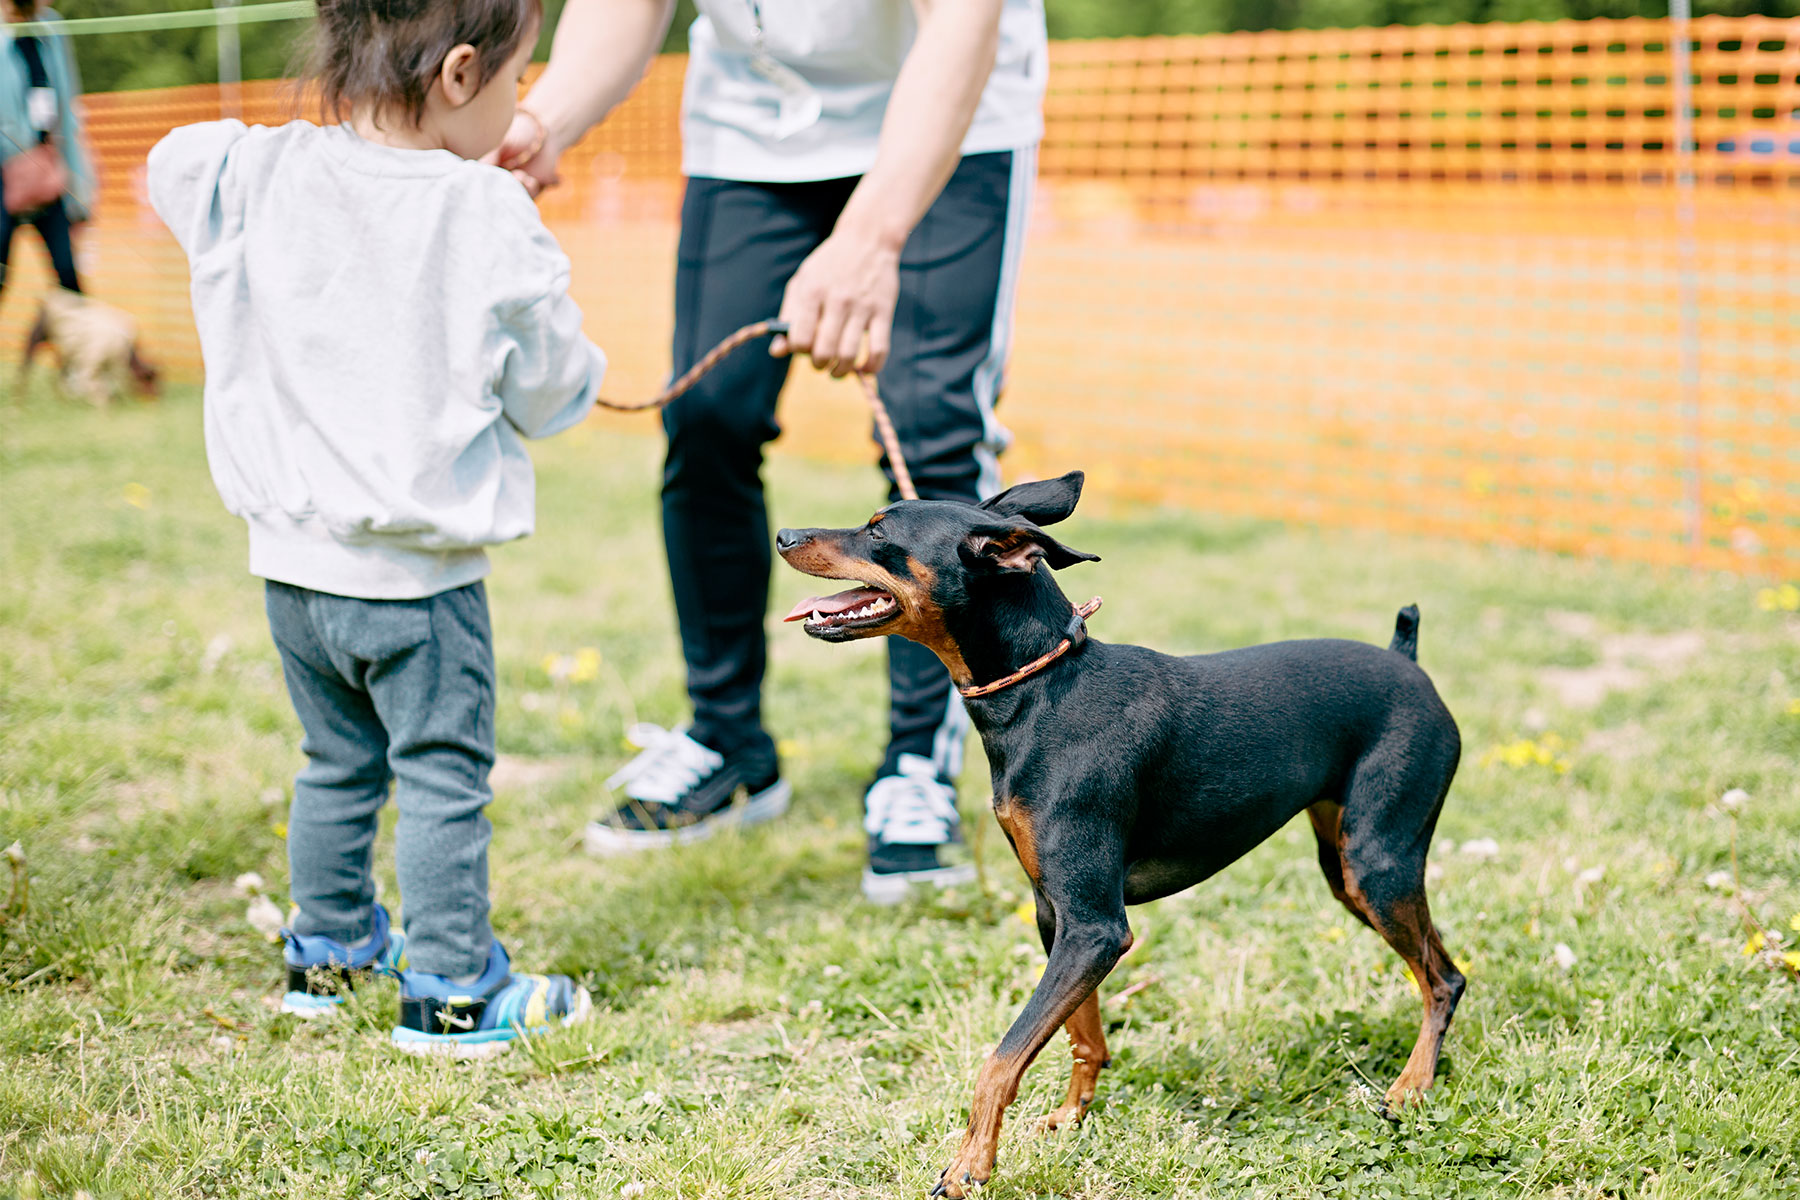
[783,587,889,622]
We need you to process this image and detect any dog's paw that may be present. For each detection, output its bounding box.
[1380,1078,1431,1116]
[1033,1099,1088,1134]
[931,1144,995,1197]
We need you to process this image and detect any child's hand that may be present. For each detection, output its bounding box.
[486,110,561,198]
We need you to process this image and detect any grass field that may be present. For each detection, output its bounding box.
[3,387,1799,1200]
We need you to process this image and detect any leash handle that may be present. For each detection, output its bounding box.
[594,319,918,502]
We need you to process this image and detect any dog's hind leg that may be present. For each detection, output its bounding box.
[1332,740,1465,1111]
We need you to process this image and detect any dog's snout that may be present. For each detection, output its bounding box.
[775,528,809,553]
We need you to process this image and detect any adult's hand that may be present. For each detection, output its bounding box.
[771,225,901,377]
[487,0,679,197]
[486,110,562,197]
[772,0,1003,379]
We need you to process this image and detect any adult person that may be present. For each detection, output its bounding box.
[0,2,93,306]
[496,0,1045,903]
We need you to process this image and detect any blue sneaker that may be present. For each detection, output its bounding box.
[391,940,593,1058]
[279,904,406,1019]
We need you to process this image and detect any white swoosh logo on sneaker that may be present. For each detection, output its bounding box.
[440,1011,475,1031]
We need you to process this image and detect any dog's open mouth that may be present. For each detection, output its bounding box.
[782,584,900,635]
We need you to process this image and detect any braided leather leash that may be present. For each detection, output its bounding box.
[595,319,918,502]
[957,596,1104,700]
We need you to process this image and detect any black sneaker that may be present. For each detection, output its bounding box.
[583,724,790,856]
[861,753,976,905]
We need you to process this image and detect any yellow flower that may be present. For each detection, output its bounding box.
[1783,584,1800,612]
[122,482,151,509]
[1759,588,1781,612]
[1788,912,1800,934]
[1454,957,1474,975]
[1742,931,1766,957]
[1783,951,1800,972]
[1014,902,1037,928]
[1322,925,1346,943]
[570,646,602,684]
[1788,700,1800,717]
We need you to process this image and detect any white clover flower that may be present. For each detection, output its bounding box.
[1704,870,1735,893]
[620,1184,647,1199]
[1459,838,1501,861]
[1575,866,1605,888]
[245,895,284,940]
[1720,788,1749,814]
[1552,943,1577,971]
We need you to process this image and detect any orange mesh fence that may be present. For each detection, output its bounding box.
[4,17,1795,570]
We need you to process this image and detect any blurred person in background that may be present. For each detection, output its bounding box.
[0,1,93,307]
[494,0,1046,904]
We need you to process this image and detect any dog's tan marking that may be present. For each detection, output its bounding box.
[937,1047,1031,1197]
[1037,990,1107,1132]
[994,796,1040,882]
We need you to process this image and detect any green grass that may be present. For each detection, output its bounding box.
[3,388,1799,1200]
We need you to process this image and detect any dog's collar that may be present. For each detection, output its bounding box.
[958,597,1103,700]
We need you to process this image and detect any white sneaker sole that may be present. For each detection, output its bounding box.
[583,779,792,857]
[280,994,344,1019]
[861,861,978,906]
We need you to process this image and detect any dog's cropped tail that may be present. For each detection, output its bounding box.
[1389,604,1420,661]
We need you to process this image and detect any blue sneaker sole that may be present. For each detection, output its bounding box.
[389,987,594,1058]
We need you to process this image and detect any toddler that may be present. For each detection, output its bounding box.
[149,0,605,1055]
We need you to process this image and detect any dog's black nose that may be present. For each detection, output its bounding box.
[775,528,808,552]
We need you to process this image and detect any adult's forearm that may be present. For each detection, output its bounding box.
[526,0,678,152]
[834,0,1004,250]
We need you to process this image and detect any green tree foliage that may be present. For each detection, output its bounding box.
[58,0,1800,96]
[60,1,310,93]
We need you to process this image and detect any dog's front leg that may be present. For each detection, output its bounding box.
[934,892,1130,1197]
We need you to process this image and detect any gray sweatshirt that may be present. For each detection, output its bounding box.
[148,120,607,600]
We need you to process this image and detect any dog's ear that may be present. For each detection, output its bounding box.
[978,471,1085,527]
[961,520,1101,574]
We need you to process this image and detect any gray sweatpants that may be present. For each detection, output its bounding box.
[265,579,495,979]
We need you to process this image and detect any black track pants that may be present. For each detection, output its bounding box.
[663,148,1034,778]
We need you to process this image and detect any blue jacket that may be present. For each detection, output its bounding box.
[0,10,95,221]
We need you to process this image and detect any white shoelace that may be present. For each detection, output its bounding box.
[606,723,723,805]
[864,753,959,845]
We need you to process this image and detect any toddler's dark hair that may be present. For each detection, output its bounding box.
[309,0,542,124]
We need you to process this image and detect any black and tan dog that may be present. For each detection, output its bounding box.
[776,472,1464,1198]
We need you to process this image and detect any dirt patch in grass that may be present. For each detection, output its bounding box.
[490,755,578,793]
[1537,621,1705,709]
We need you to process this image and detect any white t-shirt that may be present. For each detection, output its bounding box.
[680,0,1047,183]
[148,121,607,600]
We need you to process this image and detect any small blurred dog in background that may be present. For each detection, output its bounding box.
[16,289,158,406]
